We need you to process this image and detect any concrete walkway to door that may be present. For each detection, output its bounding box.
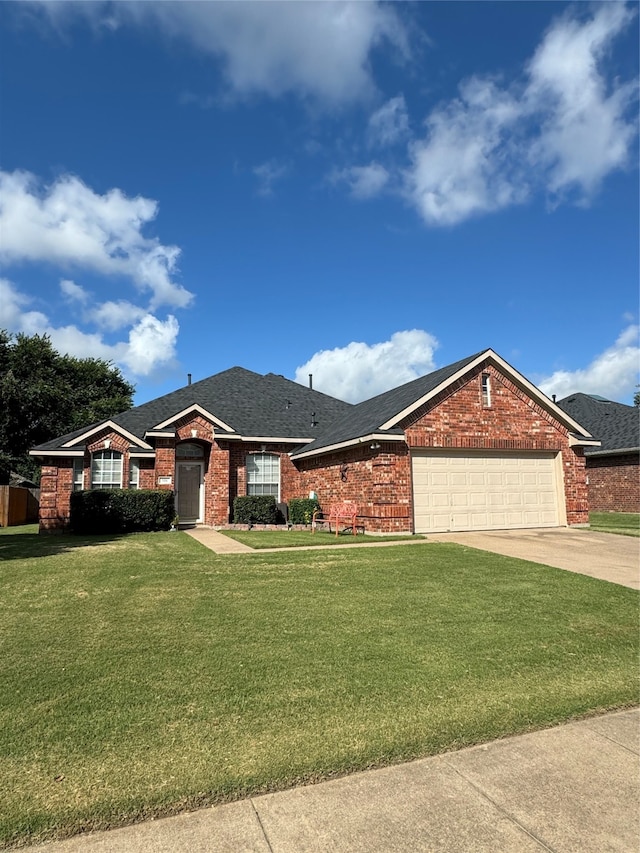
[427,527,639,589]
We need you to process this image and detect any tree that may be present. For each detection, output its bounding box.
[0,331,135,483]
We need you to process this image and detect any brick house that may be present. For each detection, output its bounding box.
[556,393,639,513]
[31,349,598,534]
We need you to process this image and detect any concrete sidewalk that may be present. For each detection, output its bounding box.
[183,527,431,555]
[25,708,639,852]
[184,526,255,553]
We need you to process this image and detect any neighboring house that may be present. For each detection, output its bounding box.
[556,393,639,513]
[30,349,598,534]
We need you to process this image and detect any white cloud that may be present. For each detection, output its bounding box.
[253,160,288,197]
[331,162,390,199]
[0,169,192,309]
[295,330,439,403]
[405,78,524,226]
[120,314,180,376]
[538,325,640,402]
[0,278,178,377]
[59,278,89,303]
[0,277,49,333]
[526,3,637,198]
[368,95,410,147]
[89,300,147,332]
[403,4,637,226]
[30,1,409,105]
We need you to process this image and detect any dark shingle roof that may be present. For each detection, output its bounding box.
[291,351,485,457]
[556,393,639,454]
[32,367,353,452]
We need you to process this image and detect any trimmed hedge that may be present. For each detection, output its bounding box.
[288,497,321,525]
[70,489,175,534]
[233,495,281,524]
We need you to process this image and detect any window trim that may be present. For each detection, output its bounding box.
[481,372,492,408]
[129,458,140,490]
[73,458,85,492]
[91,450,123,490]
[246,452,281,501]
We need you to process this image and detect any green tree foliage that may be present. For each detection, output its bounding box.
[0,331,134,483]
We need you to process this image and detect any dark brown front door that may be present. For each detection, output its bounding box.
[177,462,202,522]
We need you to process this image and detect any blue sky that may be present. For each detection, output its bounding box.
[1,1,638,406]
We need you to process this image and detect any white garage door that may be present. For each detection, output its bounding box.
[412,450,560,533]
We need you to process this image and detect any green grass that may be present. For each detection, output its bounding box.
[220,528,421,548]
[589,512,640,537]
[0,525,638,848]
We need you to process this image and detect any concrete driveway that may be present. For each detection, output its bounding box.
[427,527,639,589]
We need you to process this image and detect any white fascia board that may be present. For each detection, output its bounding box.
[242,436,314,444]
[290,433,405,461]
[380,349,593,437]
[130,450,157,458]
[568,435,601,448]
[380,351,494,429]
[153,404,234,433]
[62,421,152,450]
[144,430,176,439]
[29,449,85,457]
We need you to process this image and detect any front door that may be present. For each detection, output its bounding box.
[177,462,203,523]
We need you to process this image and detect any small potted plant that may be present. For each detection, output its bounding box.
[170,514,180,531]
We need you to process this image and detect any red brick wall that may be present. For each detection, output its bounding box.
[39,459,75,532]
[402,363,588,526]
[295,443,412,532]
[294,362,588,531]
[586,454,640,512]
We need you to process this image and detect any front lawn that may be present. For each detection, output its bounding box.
[589,512,640,537]
[1,526,637,848]
[220,528,421,548]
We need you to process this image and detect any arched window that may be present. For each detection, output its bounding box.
[176,442,205,459]
[91,450,123,489]
[246,453,280,500]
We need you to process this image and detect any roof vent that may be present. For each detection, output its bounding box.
[187,373,192,386]
[309,373,313,390]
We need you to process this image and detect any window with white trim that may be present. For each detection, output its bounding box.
[481,373,491,408]
[129,458,140,490]
[73,458,85,492]
[91,450,123,489]
[246,453,280,499]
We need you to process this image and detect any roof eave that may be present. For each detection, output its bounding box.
[380,349,593,438]
[290,432,405,461]
[29,448,85,458]
[61,420,152,450]
[586,446,640,457]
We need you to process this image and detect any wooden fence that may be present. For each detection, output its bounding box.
[0,486,40,527]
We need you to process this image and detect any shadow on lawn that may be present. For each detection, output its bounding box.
[0,529,126,561]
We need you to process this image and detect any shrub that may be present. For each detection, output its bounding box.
[70,490,175,534]
[288,497,321,525]
[233,495,279,524]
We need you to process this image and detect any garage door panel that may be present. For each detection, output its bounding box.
[412,451,560,533]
